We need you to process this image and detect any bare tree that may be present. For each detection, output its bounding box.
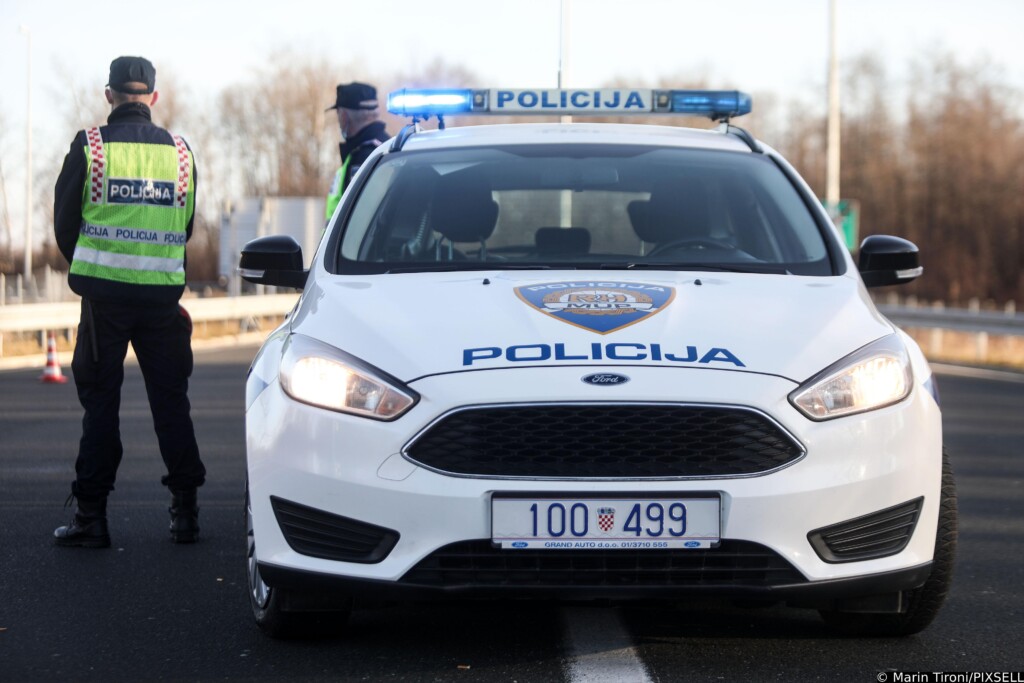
[151,68,189,132]
[754,50,1023,306]
[218,50,342,197]
[837,54,906,243]
[49,58,110,135]
[903,52,1024,304]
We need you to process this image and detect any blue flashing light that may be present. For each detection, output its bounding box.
[669,90,752,120]
[387,89,476,116]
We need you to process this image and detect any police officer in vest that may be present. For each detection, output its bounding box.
[52,56,206,547]
[324,82,390,221]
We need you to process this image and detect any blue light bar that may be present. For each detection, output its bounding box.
[387,88,751,120]
[387,89,476,116]
[668,90,752,120]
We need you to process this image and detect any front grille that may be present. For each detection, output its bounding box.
[401,540,805,588]
[808,497,924,563]
[271,496,399,563]
[405,404,803,478]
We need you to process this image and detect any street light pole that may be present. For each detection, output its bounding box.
[558,0,572,123]
[19,25,33,281]
[825,0,841,218]
[558,0,573,227]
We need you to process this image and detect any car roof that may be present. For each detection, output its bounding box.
[396,122,756,153]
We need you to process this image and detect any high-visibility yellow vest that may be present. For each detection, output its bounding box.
[324,156,351,221]
[71,126,195,286]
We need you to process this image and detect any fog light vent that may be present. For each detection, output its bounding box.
[808,497,924,563]
[271,496,399,563]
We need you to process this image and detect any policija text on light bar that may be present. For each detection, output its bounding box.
[386,88,752,121]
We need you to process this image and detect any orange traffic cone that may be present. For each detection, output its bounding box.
[40,332,68,384]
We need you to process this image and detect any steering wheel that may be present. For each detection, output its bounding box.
[647,237,735,257]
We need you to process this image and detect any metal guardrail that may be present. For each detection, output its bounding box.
[878,304,1024,335]
[3,298,1021,336]
[2,297,1021,365]
[0,294,299,336]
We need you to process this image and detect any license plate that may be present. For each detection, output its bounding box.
[491,496,720,549]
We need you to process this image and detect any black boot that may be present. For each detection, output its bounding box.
[54,496,110,548]
[169,489,200,543]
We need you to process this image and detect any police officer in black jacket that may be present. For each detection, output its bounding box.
[52,56,205,548]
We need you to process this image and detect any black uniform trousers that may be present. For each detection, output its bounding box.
[70,299,206,501]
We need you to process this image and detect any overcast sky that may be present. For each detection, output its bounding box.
[2,0,1023,247]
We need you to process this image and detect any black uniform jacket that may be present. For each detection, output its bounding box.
[54,103,196,305]
[338,120,390,191]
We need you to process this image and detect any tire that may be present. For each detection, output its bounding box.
[819,448,958,637]
[246,486,351,639]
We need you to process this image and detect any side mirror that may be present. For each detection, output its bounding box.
[858,235,922,288]
[239,235,308,289]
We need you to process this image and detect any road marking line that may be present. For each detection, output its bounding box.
[562,606,652,683]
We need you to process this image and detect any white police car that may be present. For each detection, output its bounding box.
[240,87,955,638]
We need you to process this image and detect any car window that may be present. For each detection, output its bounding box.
[337,144,832,275]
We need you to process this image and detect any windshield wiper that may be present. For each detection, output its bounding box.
[598,262,790,274]
[386,264,554,274]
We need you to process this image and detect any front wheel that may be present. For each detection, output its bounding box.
[819,448,958,637]
[246,487,351,638]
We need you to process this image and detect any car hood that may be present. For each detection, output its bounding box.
[289,270,893,384]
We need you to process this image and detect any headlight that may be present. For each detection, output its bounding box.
[789,335,912,421]
[279,334,417,420]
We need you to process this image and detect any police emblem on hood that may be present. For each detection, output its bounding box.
[515,281,675,334]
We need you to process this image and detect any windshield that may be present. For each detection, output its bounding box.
[336,144,834,275]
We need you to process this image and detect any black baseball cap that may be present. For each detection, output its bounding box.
[326,82,378,111]
[107,56,156,95]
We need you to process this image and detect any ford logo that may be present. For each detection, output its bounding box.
[511,541,528,548]
[684,541,701,548]
[582,373,630,386]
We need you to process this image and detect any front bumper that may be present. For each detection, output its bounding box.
[258,557,934,605]
[246,364,943,598]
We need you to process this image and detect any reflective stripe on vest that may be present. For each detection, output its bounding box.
[73,247,185,274]
[173,134,191,208]
[86,127,107,204]
[71,126,193,286]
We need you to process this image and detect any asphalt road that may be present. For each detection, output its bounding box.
[1,347,1022,681]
